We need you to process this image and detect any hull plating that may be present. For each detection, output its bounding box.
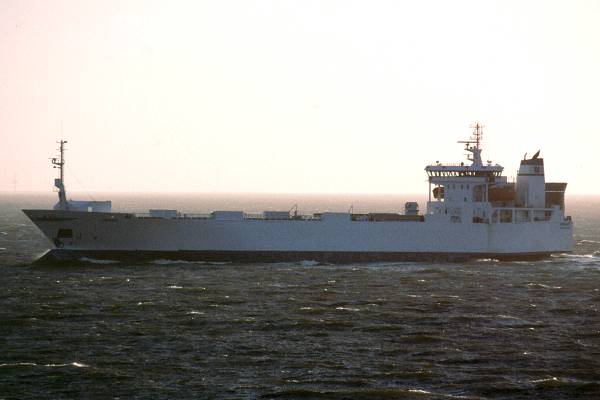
[23,209,573,265]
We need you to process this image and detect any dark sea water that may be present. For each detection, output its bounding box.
[1,193,600,399]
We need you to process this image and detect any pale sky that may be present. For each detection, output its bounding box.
[1,0,599,194]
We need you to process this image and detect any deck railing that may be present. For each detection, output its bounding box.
[133,212,322,221]
[491,207,556,223]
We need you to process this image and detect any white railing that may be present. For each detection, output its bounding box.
[491,207,555,223]
[182,213,212,219]
[132,212,322,221]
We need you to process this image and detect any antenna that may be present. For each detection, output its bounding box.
[52,140,68,182]
[471,122,483,149]
[457,123,485,166]
[457,122,484,149]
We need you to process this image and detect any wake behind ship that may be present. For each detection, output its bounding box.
[24,124,573,264]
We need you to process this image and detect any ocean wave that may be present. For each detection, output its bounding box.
[530,376,597,389]
[335,306,361,312]
[0,362,38,367]
[78,257,120,265]
[556,251,597,258]
[527,283,562,289]
[496,314,525,320]
[262,388,477,399]
[554,252,598,259]
[475,258,499,263]
[150,259,230,265]
[549,253,600,265]
[407,389,474,398]
[70,362,88,368]
[297,260,319,267]
[0,361,88,368]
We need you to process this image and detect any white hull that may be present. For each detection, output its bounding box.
[23,209,573,263]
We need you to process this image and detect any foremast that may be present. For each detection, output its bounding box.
[52,140,68,210]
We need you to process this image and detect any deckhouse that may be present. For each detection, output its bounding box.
[425,123,567,225]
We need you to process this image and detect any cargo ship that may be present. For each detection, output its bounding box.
[24,124,573,264]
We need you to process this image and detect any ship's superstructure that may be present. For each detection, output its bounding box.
[425,124,567,225]
[24,125,573,264]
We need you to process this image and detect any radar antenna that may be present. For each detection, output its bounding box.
[457,123,485,166]
[458,123,484,149]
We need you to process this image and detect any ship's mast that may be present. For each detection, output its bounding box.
[457,123,484,167]
[51,140,68,210]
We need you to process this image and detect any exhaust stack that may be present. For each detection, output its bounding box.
[516,151,545,208]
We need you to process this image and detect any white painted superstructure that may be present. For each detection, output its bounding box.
[24,126,573,263]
